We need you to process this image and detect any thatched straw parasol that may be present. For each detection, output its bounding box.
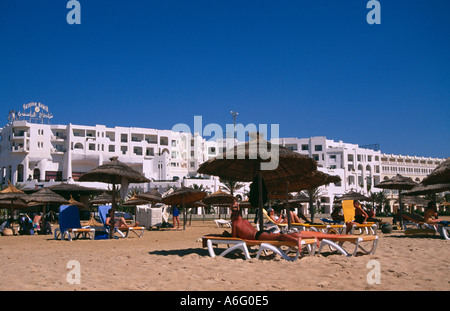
[46,183,105,196]
[198,135,317,230]
[421,158,450,186]
[162,186,206,230]
[203,189,235,206]
[374,174,418,227]
[265,171,341,226]
[67,195,89,210]
[403,183,450,196]
[24,188,69,231]
[400,196,430,207]
[89,192,114,205]
[0,181,29,220]
[135,188,162,204]
[335,190,371,202]
[78,157,150,239]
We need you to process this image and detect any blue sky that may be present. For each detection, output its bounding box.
[0,0,449,158]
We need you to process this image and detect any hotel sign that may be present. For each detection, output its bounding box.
[16,102,53,123]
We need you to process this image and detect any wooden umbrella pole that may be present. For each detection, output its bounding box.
[183,196,186,230]
[258,173,264,232]
[110,183,116,239]
[285,180,292,231]
[398,190,403,229]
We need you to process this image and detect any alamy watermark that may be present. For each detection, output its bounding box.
[366,0,381,25]
[67,0,81,25]
[172,116,280,171]
[366,260,381,285]
[66,260,81,284]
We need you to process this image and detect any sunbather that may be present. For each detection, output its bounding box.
[267,207,303,224]
[230,207,305,249]
[424,202,444,224]
[105,209,139,229]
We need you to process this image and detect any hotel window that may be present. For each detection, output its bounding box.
[121,134,128,143]
[301,144,309,151]
[348,155,354,161]
[330,165,337,169]
[329,155,336,161]
[312,154,319,161]
[171,151,177,159]
[89,144,95,151]
[109,145,115,152]
[190,162,195,168]
[146,148,154,156]
[121,146,127,155]
[314,145,322,152]
[134,147,143,156]
[171,140,177,147]
[160,136,169,146]
[368,156,372,162]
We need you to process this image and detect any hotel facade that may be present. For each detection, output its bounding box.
[0,117,446,214]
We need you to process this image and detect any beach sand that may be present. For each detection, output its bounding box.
[0,219,449,291]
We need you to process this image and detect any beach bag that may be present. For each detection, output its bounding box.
[2,228,13,236]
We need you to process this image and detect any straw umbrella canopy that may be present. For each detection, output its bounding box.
[400,196,430,207]
[67,195,89,211]
[264,171,341,227]
[89,192,114,205]
[135,188,162,205]
[161,186,207,230]
[203,189,235,206]
[198,136,317,230]
[46,183,105,196]
[78,157,150,239]
[403,183,450,196]
[421,158,450,186]
[0,181,29,220]
[374,174,418,227]
[335,190,371,202]
[24,188,69,229]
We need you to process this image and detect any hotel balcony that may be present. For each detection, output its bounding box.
[11,146,29,153]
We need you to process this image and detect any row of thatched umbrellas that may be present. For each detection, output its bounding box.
[2,142,448,237]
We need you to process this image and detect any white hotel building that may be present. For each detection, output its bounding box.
[0,118,446,214]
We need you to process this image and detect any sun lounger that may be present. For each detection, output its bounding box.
[201,235,317,261]
[402,213,450,240]
[342,200,378,235]
[315,234,379,257]
[98,205,145,238]
[261,209,346,234]
[54,205,95,241]
[214,219,231,228]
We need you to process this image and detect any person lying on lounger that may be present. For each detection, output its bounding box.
[424,202,445,224]
[105,209,139,229]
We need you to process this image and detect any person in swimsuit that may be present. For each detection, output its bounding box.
[267,207,304,224]
[424,202,444,224]
[172,205,180,229]
[105,209,139,229]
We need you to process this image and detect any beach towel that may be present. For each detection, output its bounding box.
[98,205,110,226]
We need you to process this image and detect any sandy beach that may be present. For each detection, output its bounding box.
[0,218,449,292]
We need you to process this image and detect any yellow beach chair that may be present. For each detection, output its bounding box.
[342,200,378,235]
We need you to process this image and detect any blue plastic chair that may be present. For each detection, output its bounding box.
[55,205,95,241]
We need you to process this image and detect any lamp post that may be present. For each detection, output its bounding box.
[230,110,238,140]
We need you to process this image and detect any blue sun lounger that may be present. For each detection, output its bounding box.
[54,205,95,241]
[98,205,145,238]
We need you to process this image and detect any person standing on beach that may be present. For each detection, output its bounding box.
[172,205,180,229]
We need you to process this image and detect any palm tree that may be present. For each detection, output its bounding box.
[220,179,244,197]
[375,191,389,214]
[303,187,322,223]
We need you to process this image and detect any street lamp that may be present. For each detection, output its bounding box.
[230,111,238,140]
